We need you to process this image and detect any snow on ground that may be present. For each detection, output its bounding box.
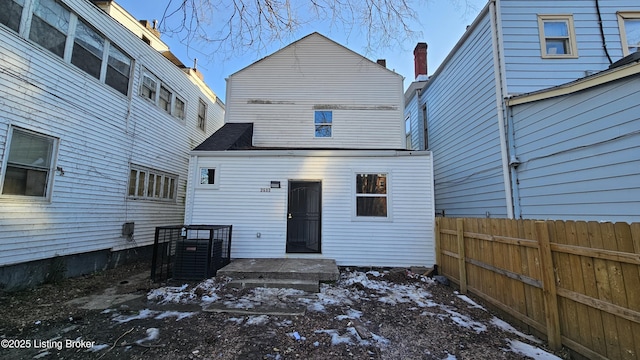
[144,269,556,356]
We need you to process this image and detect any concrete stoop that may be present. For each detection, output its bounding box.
[217,258,340,293]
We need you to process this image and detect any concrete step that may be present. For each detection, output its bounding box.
[217,258,340,282]
[227,278,320,292]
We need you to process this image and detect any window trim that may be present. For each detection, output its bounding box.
[537,14,578,59]
[352,171,391,221]
[618,11,640,57]
[405,115,412,150]
[127,164,178,202]
[197,166,220,189]
[1,126,59,202]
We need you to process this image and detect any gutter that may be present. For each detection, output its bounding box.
[189,149,432,158]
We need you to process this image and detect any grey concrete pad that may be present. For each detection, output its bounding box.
[228,278,319,292]
[202,302,306,316]
[64,271,149,310]
[217,258,339,282]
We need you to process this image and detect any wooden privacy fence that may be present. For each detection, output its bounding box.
[436,217,640,360]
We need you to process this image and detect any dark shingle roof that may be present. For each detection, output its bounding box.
[193,123,253,151]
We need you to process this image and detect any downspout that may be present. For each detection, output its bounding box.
[490,0,515,219]
[506,105,522,219]
[184,155,198,225]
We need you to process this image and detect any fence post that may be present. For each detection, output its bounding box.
[457,218,467,294]
[535,221,562,350]
[435,218,442,269]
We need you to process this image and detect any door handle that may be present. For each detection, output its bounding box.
[288,213,292,219]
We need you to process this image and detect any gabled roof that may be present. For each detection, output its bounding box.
[228,32,400,79]
[193,123,253,151]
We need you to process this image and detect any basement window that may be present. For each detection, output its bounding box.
[537,15,578,58]
[128,164,177,201]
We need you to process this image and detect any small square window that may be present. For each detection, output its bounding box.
[537,15,578,58]
[314,111,332,138]
[618,12,640,56]
[198,167,219,189]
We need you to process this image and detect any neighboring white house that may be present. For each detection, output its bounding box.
[404,0,640,222]
[185,33,435,267]
[0,0,224,288]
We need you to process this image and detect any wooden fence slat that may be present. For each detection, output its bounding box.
[536,221,562,350]
[457,218,467,294]
[614,222,640,360]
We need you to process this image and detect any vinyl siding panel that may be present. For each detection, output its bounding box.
[186,152,435,267]
[0,0,224,266]
[511,73,640,222]
[500,0,640,94]
[421,13,508,218]
[225,34,405,149]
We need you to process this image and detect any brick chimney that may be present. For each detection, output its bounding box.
[414,42,428,79]
[376,59,387,68]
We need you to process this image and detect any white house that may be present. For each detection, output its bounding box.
[185,33,435,267]
[0,0,224,288]
[404,0,640,222]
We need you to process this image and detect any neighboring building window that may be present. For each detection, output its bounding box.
[127,164,177,201]
[0,0,24,32]
[422,104,429,150]
[29,0,70,58]
[71,20,104,79]
[314,111,332,138]
[355,173,388,217]
[197,99,207,131]
[106,44,132,95]
[405,116,412,150]
[1,127,57,198]
[174,97,186,120]
[159,85,172,113]
[618,12,640,56]
[537,15,577,58]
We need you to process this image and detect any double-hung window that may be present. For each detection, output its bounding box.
[537,15,578,58]
[314,111,332,138]
[140,69,186,121]
[355,173,388,218]
[0,0,25,32]
[159,85,172,113]
[2,127,58,198]
[197,99,207,131]
[29,0,70,58]
[618,12,640,56]
[71,20,104,79]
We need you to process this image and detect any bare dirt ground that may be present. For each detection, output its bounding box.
[0,261,568,360]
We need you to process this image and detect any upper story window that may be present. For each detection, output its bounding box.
[29,0,70,58]
[2,0,133,95]
[618,12,640,56]
[197,99,207,131]
[0,0,25,32]
[405,116,412,150]
[1,127,58,199]
[537,15,578,58]
[140,69,185,121]
[422,104,429,151]
[314,111,332,138]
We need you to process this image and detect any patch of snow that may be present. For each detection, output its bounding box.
[491,317,541,344]
[33,351,50,359]
[245,315,269,326]
[226,317,244,324]
[456,295,486,311]
[335,308,363,320]
[154,311,195,321]
[443,353,457,360]
[315,329,353,345]
[112,309,157,323]
[136,328,160,345]
[86,344,110,352]
[440,307,487,333]
[506,339,561,360]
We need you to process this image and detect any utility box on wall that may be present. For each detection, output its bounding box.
[151,225,232,282]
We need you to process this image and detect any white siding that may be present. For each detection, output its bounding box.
[500,0,640,94]
[511,72,640,223]
[225,34,405,150]
[421,13,509,218]
[186,151,435,267]
[0,0,224,266]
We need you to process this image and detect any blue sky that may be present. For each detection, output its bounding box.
[116,0,487,103]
